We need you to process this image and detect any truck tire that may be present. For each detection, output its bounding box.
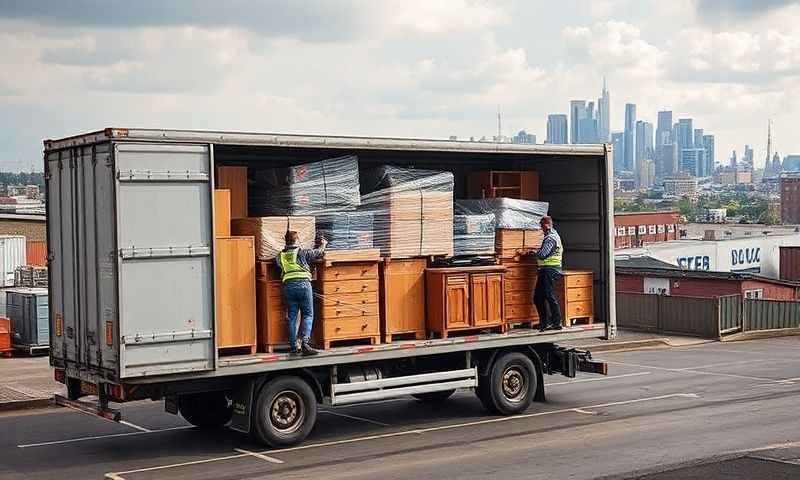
[178,392,233,428]
[252,376,317,447]
[412,389,456,403]
[481,352,537,415]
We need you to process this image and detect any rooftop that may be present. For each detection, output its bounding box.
[616,265,800,288]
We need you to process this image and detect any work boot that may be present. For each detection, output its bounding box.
[288,341,300,357]
[546,324,563,331]
[301,341,319,356]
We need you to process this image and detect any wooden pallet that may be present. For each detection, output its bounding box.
[382,330,426,344]
[320,335,380,350]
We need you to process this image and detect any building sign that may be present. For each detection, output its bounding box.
[729,247,761,273]
[677,255,711,270]
[644,277,670,295]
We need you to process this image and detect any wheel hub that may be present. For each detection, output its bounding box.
[502,367,526,403]
[270,391,305,433]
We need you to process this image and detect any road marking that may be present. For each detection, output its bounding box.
[233,448,284,464]
[319,410,391,427]
[546,371,652,386]
[119,420,151,433]
[105,392,700,479]
[748,456,800,466]
[572,409,596,415]
[606,360,788,383]
[675,358,770,371]
[18,425,194,448]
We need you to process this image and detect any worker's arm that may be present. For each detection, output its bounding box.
[530,235,555,260]
[303,238,328,263]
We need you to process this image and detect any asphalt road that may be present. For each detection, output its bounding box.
[1,337,800,480]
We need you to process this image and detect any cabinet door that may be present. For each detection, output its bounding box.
[445,276,470,329]
[470,274,488,326]
[486,273,504,325]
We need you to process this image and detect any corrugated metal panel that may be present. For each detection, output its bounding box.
[744,299,800,331]
[616,293,659,331]
[659,296,719,338]
[718,295,742,333]
[26,240,47,266]
[0,236,25,287]
[6,288,48,346]
[779,246,800,281]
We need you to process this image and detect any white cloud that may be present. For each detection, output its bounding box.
[563,21,663,76]
[382,0,509,36]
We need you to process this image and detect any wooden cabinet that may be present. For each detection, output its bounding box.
[379,258,427,343]
[216,166,248,218]
[467,170,539,200]
[501,258,539,328]
[314,260,381,349]
[215,237,257,355]
[426,266,506,338]
[559,270,594,326]
[255,262,289,353]
[214,189,231,237]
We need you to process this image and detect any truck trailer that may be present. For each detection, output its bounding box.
[45,128,615,446]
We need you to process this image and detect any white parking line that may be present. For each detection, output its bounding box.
[546,371,652,386]
[606,360,787,383]
[233,448,284,464]
[105,392,700,479]
[18,425,194,448]
[119,421,151,433]
[319,410,391,427]
[572,409,596,415]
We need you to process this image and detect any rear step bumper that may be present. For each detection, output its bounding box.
[54,394,121,421]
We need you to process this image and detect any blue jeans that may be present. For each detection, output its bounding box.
[283,279,314,349]
[533,267,562,328]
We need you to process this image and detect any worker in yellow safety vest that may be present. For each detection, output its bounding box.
[276,231,327,356]
[530,216,563,331]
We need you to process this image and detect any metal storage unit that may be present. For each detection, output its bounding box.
[0,236,26,287]
[7,287,49,347]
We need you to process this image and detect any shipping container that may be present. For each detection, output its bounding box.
[45,128,614,447]
[26,240,47,266]
[7,287,49,347]
[0,236,26,287]
[780,246,800,282]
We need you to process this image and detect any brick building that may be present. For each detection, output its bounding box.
[616,266,800,300]
[781,173,800,224]
[614,211,680,249]
[0,214,46,241]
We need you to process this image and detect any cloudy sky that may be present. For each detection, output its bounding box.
[1,0,799,172]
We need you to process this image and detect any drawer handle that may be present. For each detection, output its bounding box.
[335,327,341,332]
[335,287,341,292]
[361,269,368,274]
[361,285,367,291]
[361,323,368,329]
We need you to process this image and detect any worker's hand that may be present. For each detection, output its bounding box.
[320,237,328,248]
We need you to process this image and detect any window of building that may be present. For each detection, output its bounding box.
[648,225,657,234]
[744,289,763,299]
[627,226,636,235]
[657,225,665,233]
[616,227,626,236]
[667,224,675,233]
[638,225,646,234]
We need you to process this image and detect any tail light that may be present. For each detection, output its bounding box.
[54,369,66,384]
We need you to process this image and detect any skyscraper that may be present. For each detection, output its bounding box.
[702,134,715,176]
[635,121,654,188]
[597,77,610,143]
[656,111,674,177]
[512,130,536,144]
[743,145,754,167]
[570,100,587,144]
[681,148,706,176]
[675,119,694,174]
[579,101,599,143]
[623,103,636,171]
[612,132,625,173]
[546,114,568,144]
[693,129,704,151]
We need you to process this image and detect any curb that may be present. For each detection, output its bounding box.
[721,328,800,342]
[576,338,672,352]
[0,396,53,412]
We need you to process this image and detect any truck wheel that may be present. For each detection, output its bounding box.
[412,389,455,403]
[178,392,232,428]
[481,352,537,415]
[252,376,317,447]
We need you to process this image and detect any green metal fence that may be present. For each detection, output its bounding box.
[719,295,743,334]
[744,299,800,332]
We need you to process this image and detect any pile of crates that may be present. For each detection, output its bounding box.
[14,265,48,288]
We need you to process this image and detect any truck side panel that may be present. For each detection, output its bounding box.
[113,143,215,378]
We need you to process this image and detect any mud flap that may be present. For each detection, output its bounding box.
[229,378,255,434]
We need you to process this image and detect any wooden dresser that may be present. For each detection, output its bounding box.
[559,270,594,326]
[501,258,539,328]
[255,262,289,353]
[314,260,381,349]
[379,258,427,343]
[425,265,506,339]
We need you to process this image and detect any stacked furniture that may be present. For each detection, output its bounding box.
[255,262,288,353]
[379,258,427,343]
[559,270,594,326]
[232,216,316,260]
[495,229,544,259]
[216,166,248,218]
[314,251,381,349]
[316,211,374,250]
[467,170,539,200]
[502,257,540,328]
[425,265,506,339]
[453,213,495,256]
[214,189,257,356]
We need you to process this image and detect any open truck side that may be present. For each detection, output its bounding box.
[45,129,615,446]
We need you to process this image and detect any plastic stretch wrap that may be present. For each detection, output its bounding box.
[453,213,496,256]
[250,155,360,216]
[360,166,454,258]
[316,211,374,250]
[231,216,316,260]
[455,198,549,230]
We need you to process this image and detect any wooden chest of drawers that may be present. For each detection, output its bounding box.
[500,258,539,328]
[255,262,288,353]
[559,270,594,326]
[425,265,506,339]
[379,258,427,343]
[314,260,380,349]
